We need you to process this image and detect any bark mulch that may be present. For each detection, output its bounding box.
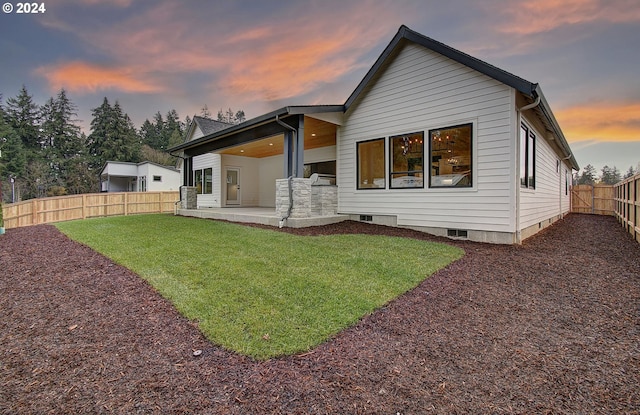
[0,214,639,414]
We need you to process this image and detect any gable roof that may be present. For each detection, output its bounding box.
[170,25,577,170]
[192,116,234,136]
[344,25,578,170]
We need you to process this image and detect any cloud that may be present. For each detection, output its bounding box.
[497,0,640,35]
[35,1,403,105]
[556,101,640,142]
[35,61,164,94]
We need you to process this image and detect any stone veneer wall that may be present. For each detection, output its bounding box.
[276,178,337,218]
[311,185,338,216]
[180,186,197,209]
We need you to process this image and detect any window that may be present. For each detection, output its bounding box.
[153,175,162,182]
[139,176,146,192]
[429,123,472,187]
[390,132,424,188]
[303,161,336,178]
[194,169,202,194]
[357,138,385,189]
[520,123,536,188]
[193,168,213,194]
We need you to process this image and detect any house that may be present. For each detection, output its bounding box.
[100,161,181,192]
[169,25,579,244]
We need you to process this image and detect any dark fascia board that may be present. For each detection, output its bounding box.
[168,105,343,153]
[345,25,537,110]
[534,85,579,170]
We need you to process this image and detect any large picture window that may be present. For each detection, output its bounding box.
[390,132,424,188]
[429,123,472,187]
[357,138,385,189]
[194,168,213,194]
[520,123,536,188]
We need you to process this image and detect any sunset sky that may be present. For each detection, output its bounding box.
[1,0,638,174]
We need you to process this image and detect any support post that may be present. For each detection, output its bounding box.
[295,115,304,178]
[283,130,293,178]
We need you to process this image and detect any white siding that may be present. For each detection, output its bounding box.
[140,164,181,192]
[221,155,260,206]
[188,126,204,141]
[519,118,571,229]
[193,153,220,207]
[339,42,515,233]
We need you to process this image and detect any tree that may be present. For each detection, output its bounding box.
[623,166,636,179]
[5,85,41,152]
[200,104,211,118]
[0,114,26,202]
[39,90,86,191]
[139,109,185,154]
[600,165,621,185]
[576,164,597,185]
[88,98,141,168]
[217,107,245,124]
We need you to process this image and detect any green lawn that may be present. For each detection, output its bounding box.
[56,214,463,360]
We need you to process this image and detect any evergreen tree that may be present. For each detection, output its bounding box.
[88,98,140,168]
[6,85,41,153]
[139,118,161,150]
[600,165,621,185]
[577,164,597,185]
[39,90,87,193]
[623,165,636,179]
[200,104,211,118]
[217,107,245,124]
[0,114,26,202]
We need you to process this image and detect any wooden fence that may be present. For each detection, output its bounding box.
[614,173,640,242]
[2,191,180,229]
[571,184,615,215]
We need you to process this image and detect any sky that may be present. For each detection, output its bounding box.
[0,0,639,174]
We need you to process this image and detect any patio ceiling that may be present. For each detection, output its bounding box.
[219,116,337,158]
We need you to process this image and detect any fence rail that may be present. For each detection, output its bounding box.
[571,184,614,215]
[614,173,640,242]
[2,191,180,229]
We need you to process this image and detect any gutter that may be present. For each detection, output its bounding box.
[518,95,541,112]
[275,114,297,227]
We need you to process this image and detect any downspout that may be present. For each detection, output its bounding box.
[515,95,541,243]
[518,96,541,112]
[275,114,297,227]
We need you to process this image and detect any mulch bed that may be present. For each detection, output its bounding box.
[1,214,639,414]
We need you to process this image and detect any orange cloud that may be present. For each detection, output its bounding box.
[556,102,640,142]
[498,0,640,35]
[36,61,163,94]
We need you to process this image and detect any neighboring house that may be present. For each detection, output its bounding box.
[100,161,181,192]
[169,25,579,244]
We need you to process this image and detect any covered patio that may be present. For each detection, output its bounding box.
[170,106,346,228]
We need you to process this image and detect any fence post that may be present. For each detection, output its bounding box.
[124,192,128,216]
[31,199,38,225]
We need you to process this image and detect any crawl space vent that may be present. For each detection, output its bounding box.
[447,229,468,238]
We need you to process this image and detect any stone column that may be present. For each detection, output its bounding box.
[180,186,197,209]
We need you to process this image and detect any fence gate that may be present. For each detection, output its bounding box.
[571,184,614,215]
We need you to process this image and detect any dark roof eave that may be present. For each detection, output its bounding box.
[168,105,344,153]
[533,85,579,171]
[345,25,538,111]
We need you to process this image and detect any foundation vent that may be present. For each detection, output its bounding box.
[359,215,373,222]
[447,229,468,239]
